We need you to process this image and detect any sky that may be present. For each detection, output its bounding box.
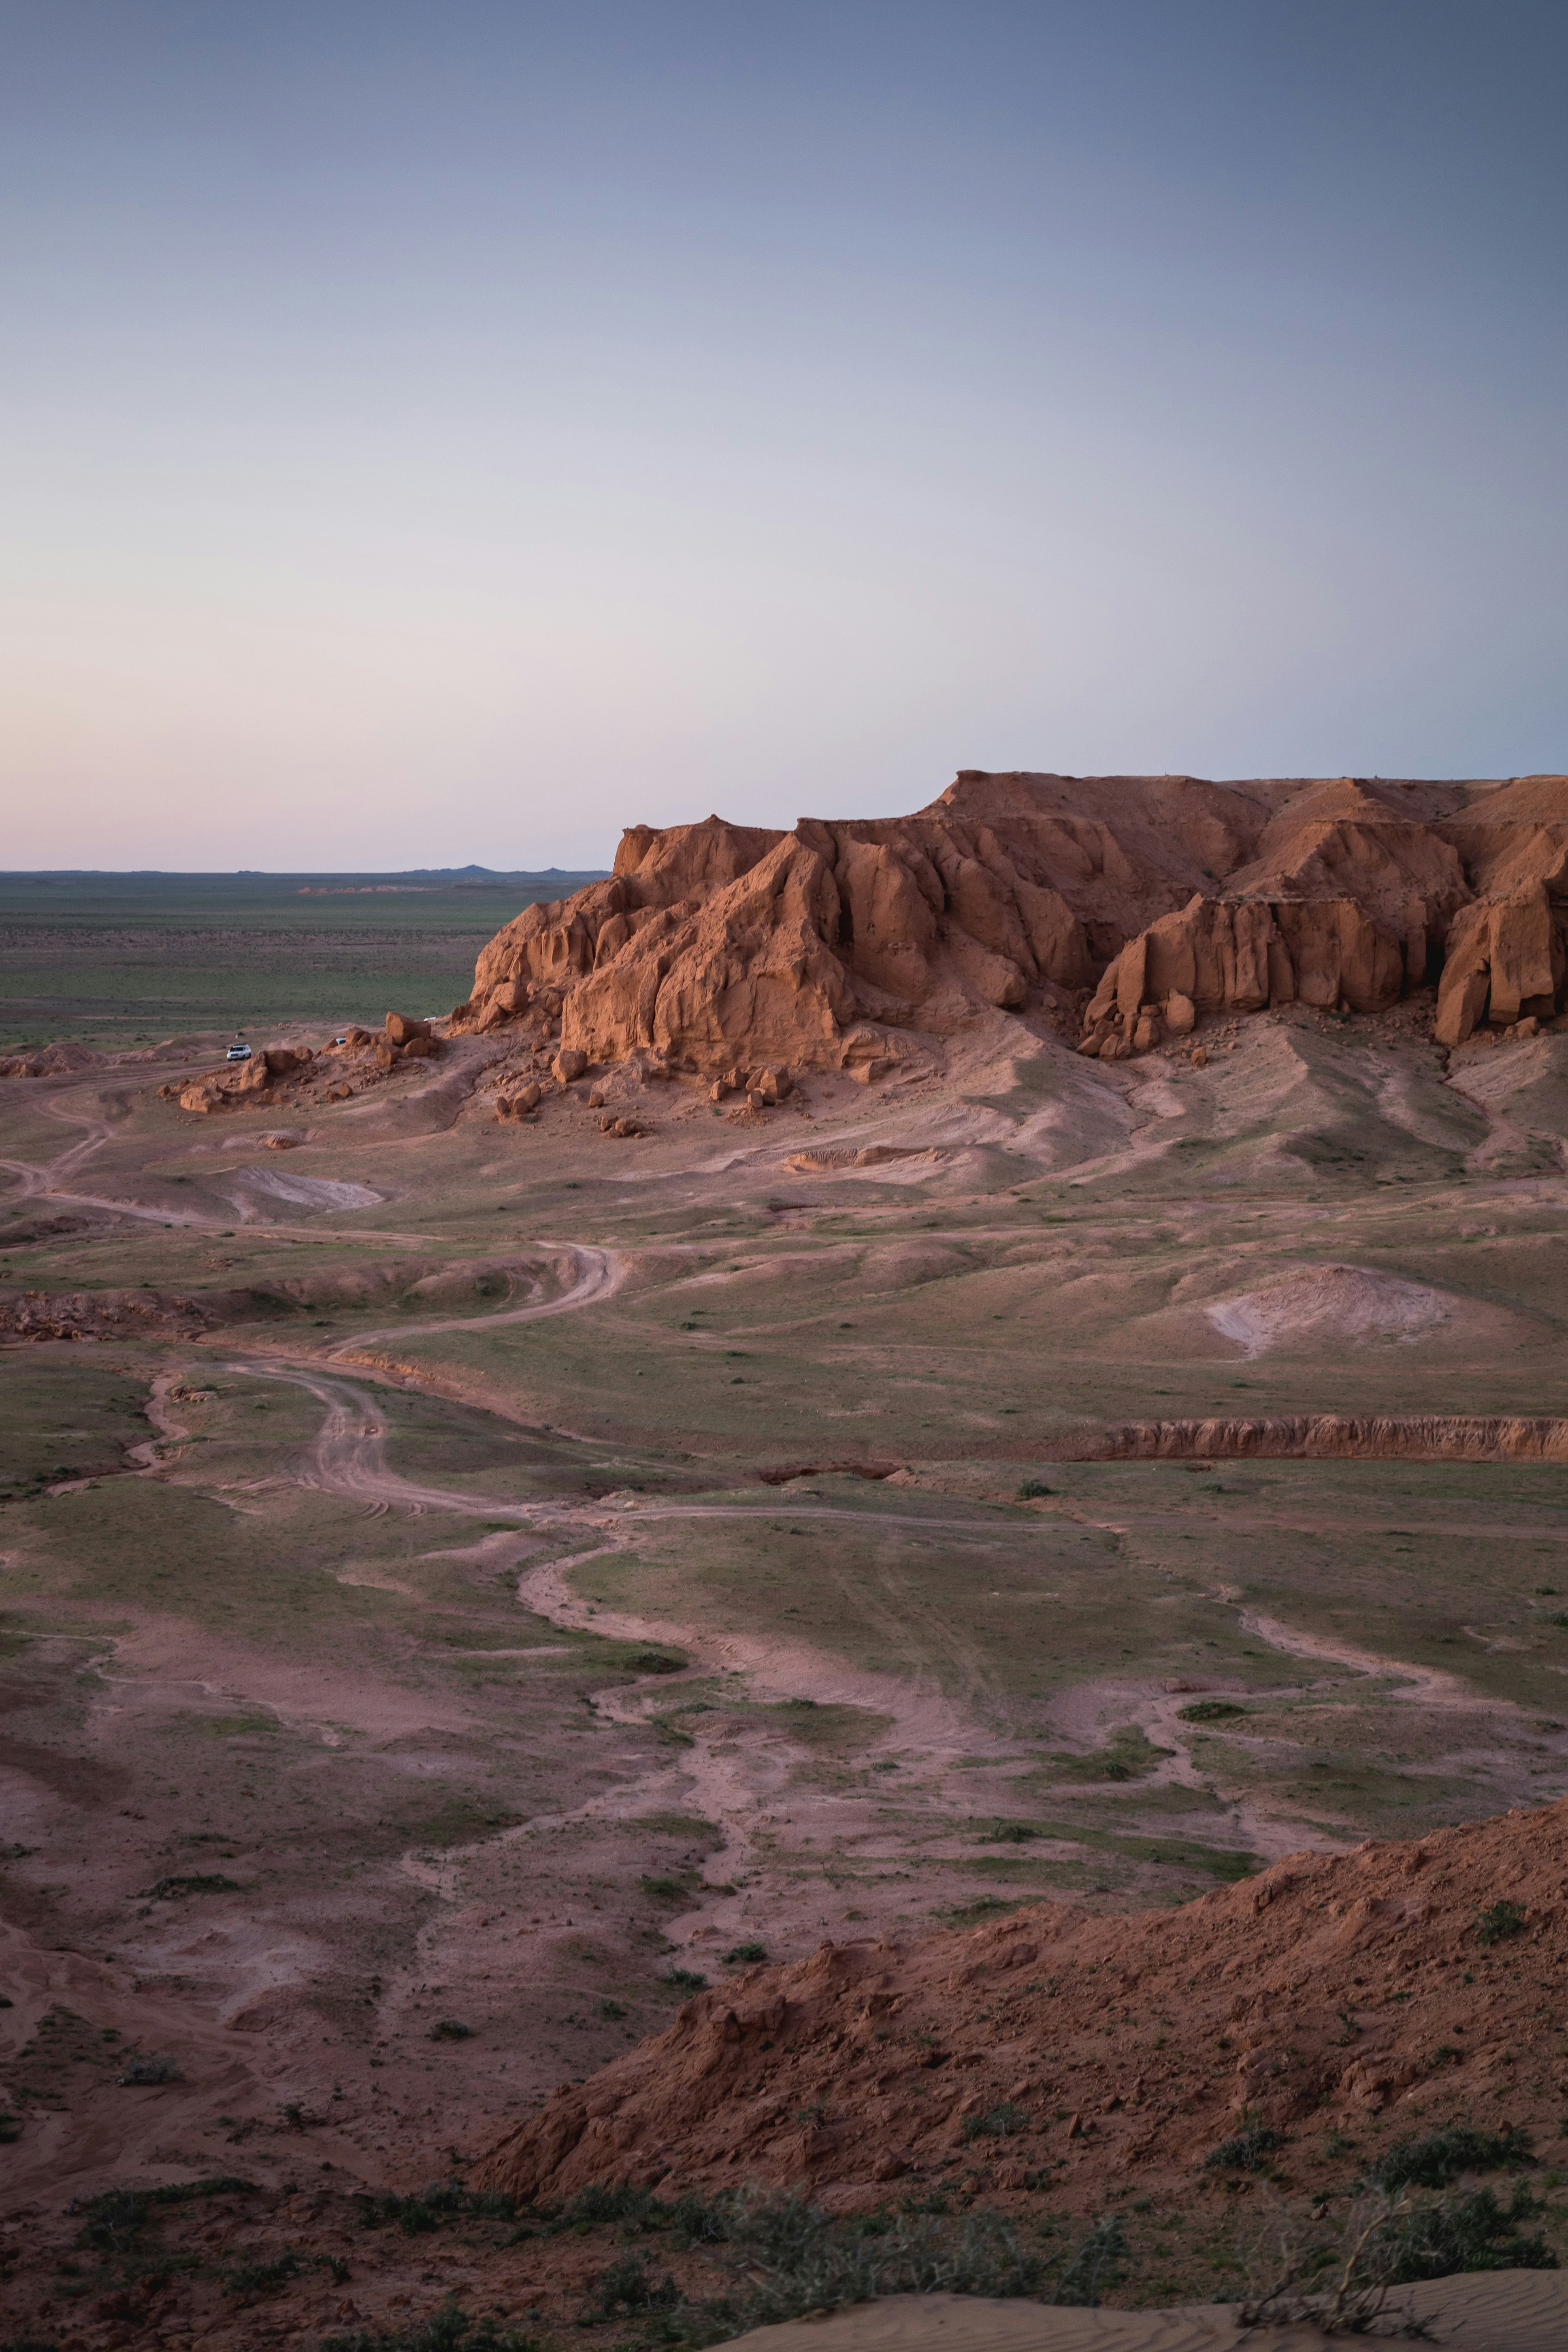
[2,1,1566,870]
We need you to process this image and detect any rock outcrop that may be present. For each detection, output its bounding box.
[473,1798,1568,2210]
[452,773,1568,1072]
[0,1041,110,1078]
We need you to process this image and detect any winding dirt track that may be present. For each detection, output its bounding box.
[8,1074,1548,1921]
[323,1243,624,1353]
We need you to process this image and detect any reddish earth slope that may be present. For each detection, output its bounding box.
[450,771,1568,1074]
[475,1800,1568,2211]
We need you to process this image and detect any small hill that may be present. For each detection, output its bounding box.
[475,1797,1568,2213]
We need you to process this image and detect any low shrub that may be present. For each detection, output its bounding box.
[1050,2214,1126,2307]
[662,1967,707,1992]
[1475,1899,1528,1946]
[1385,2182,1557,2280]
[139,1874,243,1899]
[1204,2122,1284,2173]
[224,2249,303,2299]
[354,2182,517,2237]
[115,2054,182,2086]
[724,1942,768,1965]
[1178,1700,1248,1724]
[322,2300,542,2352]
[591,2252,681,2318]
[428,2020,475,2041]
[961,2103,1029,2141]
[1363,2123,1534,2194]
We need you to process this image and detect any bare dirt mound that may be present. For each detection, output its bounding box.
[1204,1263,1456,1356]
[474,1798,1568,2211]
[447,772,1568,1075]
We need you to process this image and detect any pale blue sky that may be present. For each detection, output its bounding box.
[3,2,1564,867]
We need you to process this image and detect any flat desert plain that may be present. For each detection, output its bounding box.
[3,776,1568,2348]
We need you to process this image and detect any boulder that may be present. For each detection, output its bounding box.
[496,1082,543,1121]
[264,1046,305,1076]
[1165,991,1196,1035]
[402,1035,437,1059]
[553,1048,588,1084]
[375,1040,402,1070]
[385,1012,431,1045]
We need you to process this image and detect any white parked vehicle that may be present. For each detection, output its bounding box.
[226,1042,252,1062]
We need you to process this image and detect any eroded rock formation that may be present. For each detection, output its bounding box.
[452,772,1568,1071]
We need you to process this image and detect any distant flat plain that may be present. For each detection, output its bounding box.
[0,868,609,1047]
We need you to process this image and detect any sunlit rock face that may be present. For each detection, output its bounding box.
[449,771,1568,1071]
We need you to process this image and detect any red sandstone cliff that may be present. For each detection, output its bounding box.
[452,771,1568,1071]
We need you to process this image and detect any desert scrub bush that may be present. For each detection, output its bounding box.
[1474,1898,1528,1946]
[1362,2122,1534,2194]
[354,2182,516,2237]
[223,2248,303,2299]
[1383,2181,1556,2279]
[1015,1480,1052,1500]
[724,1941,767,1965]
[590,2252,681,2318]
[322,2299,543,2351]
[1177,1700,1248,1724]
[961,2102,1029,2141]
[139,1873,243,1899]
[115,2053,182,2086]
[516,2183,732,2251]
[713,2194,1049,2325]
[1204,2121,1285,2173]
[662,1966,707,1992]
[427,2019,475,2041]
[72,2177,255,2282]
[1242,2181,1557,2331]
[1049,2214,1126,2307]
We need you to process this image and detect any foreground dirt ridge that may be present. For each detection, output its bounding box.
[475,1797,1568,2211]
[449,770,1568,1071]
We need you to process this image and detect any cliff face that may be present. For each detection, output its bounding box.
[451,771,1568,1072]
